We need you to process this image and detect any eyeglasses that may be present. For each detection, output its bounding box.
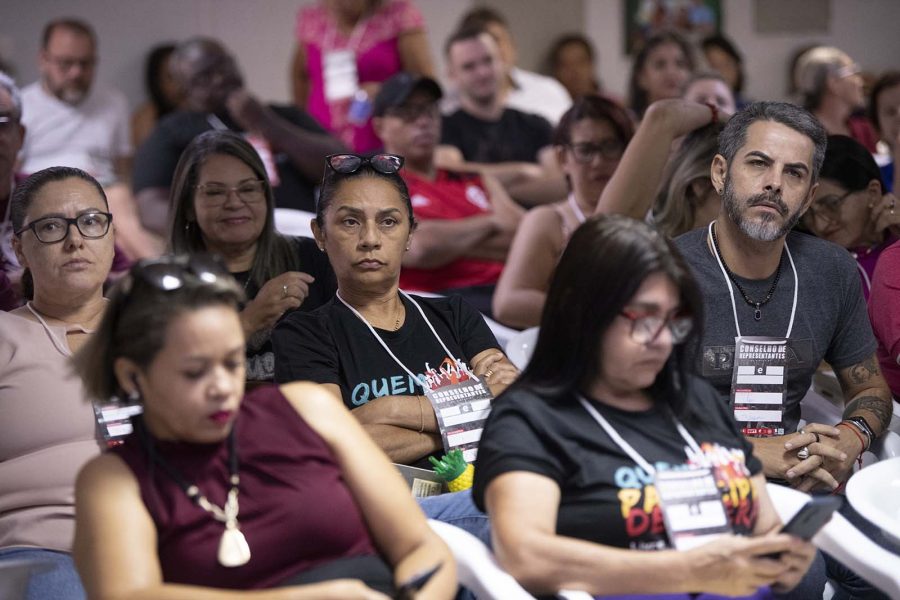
[46,55,96,72]
[15,212,112,244]
[131,253,231,293]
[807,190,854,223]
[834,63,861,79]
[195,180,266,206]
[325,153,405,176]
[385,103,440,122]
[620,309,693,345]
[567,140,624,163]
[0,114,19,128]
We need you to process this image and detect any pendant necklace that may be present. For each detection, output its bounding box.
[710,223,784,321]
[141,424,251,567]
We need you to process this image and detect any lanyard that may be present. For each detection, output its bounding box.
[706,221,798,339]
[853,260,872,294]
[335,290,476,385]
[577,394,702,476]
[324,14,370,54]
[567,193,587,224]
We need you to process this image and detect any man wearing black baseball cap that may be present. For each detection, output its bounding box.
[372,72,522,316]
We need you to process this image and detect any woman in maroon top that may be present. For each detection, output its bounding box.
[71,255,454,599]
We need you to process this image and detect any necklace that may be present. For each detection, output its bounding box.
[141,424,251,567]
[710,223,784,321]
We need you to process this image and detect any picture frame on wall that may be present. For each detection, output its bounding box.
[624,0,723,54]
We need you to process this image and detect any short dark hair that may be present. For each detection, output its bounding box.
[316,164,416,233]
[700,34,744,94]
[629,31,694,117]
[42,18,96,50]
[444,25,492,58]
[819,135,884,192]
[168,130,300,291]
[145,43,179,116]
[718,101,827,182]
[546,33,596,73]
[553,94,634,148]
[869,71,900,132]
[459,7,508,31]
[74,256,246,401]
[511,215,703,419]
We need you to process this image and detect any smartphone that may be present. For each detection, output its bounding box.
[763,495,843,559]
[780,495,843,540]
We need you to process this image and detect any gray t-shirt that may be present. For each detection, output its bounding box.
[675,228,876,433]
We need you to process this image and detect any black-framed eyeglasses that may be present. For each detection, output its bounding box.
[325,153,405,176]
[807,189,855,223]
[194,180,266,205]
[567,140,625,163]
[620,309,693,345]
[15,212,113,244]
[130,253,231,293]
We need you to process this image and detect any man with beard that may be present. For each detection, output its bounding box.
[20,19,130,186]
[372,72,522,315]
[676,101,893,597]
[133,37,345,234]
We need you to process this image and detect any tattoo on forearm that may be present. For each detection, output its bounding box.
[846,356,881,385]
[843,395,893,432]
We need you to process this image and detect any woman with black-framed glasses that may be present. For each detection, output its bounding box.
[169,130,336,384]
[473,215,816,599]
[71,254,455,598]
[0,166,116,600]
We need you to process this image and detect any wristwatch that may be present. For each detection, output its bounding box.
[843,416,875,451]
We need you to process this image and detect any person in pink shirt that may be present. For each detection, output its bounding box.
[292,0,434,153]
[869,240,900,398]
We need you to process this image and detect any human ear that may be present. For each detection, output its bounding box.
[311,219,326,252]
[10,235,26,269]
[113,357,144,398]
[710,154,728,194]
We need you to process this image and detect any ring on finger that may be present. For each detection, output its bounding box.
[812,432,820,444]
[484,369,494,379]
[797,446,810,460]
[282,284,289,298]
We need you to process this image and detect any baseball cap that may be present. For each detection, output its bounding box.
[372,72,443,117]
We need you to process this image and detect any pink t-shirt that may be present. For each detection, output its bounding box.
[297,0,425,153]
[869,240,900,397]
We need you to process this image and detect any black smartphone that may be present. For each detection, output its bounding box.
[780,495,843,540]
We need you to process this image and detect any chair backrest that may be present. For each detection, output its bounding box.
[765,482,900,598]
[274,208,316,239]
[505,327,539,371]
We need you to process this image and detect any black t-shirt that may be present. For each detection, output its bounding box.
[234,236,337,382]
[271,293,499,407]
[133,105,326,212]
[472,377,762,551]
[440,108,553,164]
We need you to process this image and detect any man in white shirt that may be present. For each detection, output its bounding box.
[20,19,130,185]
[19,18,162,260]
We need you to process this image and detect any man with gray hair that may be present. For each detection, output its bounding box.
[133,37,344,234]
[676,101,893,596]
[0,71,24,309]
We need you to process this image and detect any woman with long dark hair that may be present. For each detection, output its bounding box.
[473,215,815,598]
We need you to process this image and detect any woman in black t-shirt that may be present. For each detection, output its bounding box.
[472,215,815,598]
[272,153,517,467]
[168,131,336,382]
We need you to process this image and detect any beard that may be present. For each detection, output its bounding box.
[722,176,805,242]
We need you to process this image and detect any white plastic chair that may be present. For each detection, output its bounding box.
[505,326,539,370]
[765,483,900,599]
[846,456,900,546]
[274,208,316,239]
[427,519,592,600]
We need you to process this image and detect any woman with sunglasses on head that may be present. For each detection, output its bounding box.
[0,167,115,599]
[491,95,634,329]
[473,215,816,599]
[169,130,336,383]
[800,135,900,300]
[72,255,455,599]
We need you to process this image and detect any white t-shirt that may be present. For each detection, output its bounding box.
[506,67,571,125]
[20,82,131,185]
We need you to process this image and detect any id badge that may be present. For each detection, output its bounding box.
[323,49,359,102]
[244,134,281,187]
[93,402,143,447]
[656,467,731,550]
[422,360,493,463]
[730,336,789,437]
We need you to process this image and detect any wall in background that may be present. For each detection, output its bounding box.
[1,0,899,113]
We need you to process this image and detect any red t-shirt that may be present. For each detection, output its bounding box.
[400,169,504,292]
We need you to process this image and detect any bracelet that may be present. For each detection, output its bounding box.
[844,415,876,444]
[837,422,867,469]
[704,102,718,125]
[417,395,425,433]
[840,419,872,452]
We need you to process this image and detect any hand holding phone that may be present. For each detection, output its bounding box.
[763,495,843,559]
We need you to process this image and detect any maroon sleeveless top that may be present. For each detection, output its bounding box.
[113,385,378,588]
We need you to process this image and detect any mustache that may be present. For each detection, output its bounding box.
[746,191,788,216]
